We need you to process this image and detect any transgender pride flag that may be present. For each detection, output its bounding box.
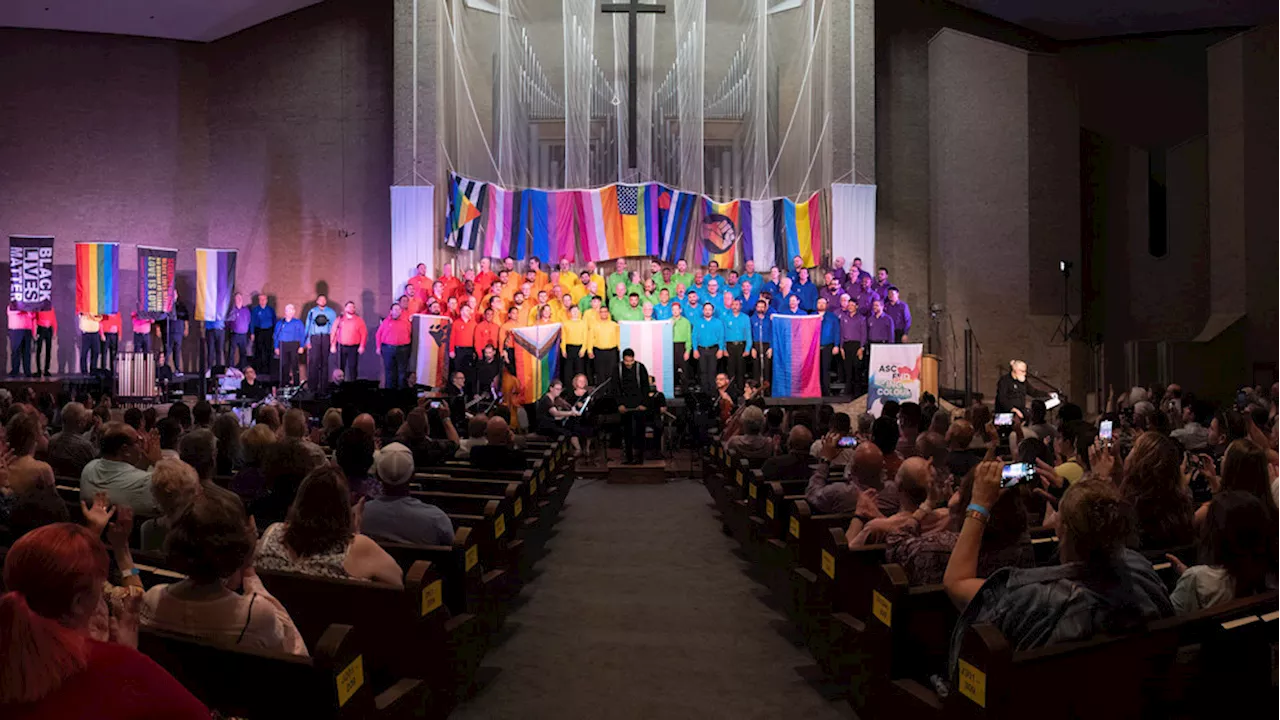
[770,314,822,398]
[619,320,673,397]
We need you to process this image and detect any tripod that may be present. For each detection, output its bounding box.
[1050,263,1076,344]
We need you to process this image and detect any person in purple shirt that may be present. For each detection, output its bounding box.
[883,286,912,343]
[793,268,818,313]
[828,257,849,288]
[872,266,892,296]
[867,299,895,344]
[819,275,843,309]
[839,295,869,398]
[853,275,879,317]
[228,292,252,370]
[847,257,873,292]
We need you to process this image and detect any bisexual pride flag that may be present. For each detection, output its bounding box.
[770,314,822,398]
[510,323,561,406]
[74,242,119,315]
[620,320,673,397]
[194,249,237,322]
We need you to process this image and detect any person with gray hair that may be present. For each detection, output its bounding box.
[47,401,97,478]
[725,406,773,460]
[761,426,816,482]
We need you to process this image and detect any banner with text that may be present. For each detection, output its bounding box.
[8,235,54,311]
[137,246,178,320]
[867,343,923,417]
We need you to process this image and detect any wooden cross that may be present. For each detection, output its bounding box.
[602,0,666,170]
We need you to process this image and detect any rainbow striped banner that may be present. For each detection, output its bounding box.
[770,314,822,398]
[194,248,237,322]
[510,323,561,406]
[74,242,119,315]
[619,320,673,397]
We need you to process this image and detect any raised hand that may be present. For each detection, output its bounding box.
[82,491,116,536]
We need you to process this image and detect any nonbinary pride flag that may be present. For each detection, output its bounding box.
[411,314,452,388]
[509,323,561,406]
[769,314,822,398]
[74,242,119,315]
[619,320,673,397]
[194,249,237,322]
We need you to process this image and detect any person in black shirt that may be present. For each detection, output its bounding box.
[613,348,651,465]
[470,417,527,471]
[995,359,1042,419]
[237,365,270,401]
[162,291,190,373]
[535,379,580,442]
[475,344,501,397]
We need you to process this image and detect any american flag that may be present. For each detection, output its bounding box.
[616,184,638,216]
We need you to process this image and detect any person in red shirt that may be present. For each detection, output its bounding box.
[405,287,426,317]
[6,302,35,377]
[438,263,463,300]
[100,313,123,374]
[0,523,209,719]
[405,263,432,302]
[330,301,368,382]
[375,303,413,389]
[35,307,57,377]
[129,311,154,356]
[450,304,477,389]
[474,306,500,357]
[474,257,498,298]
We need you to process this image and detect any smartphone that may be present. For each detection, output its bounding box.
[837,436,858,448]
[1001,462,1036,488]
[995,413,1014,426]
[1099,420,1113,441]
[428,400,444,409]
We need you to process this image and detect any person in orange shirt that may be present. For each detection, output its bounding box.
[438,263,463,299]
[528,256,550,290]
[405,285,426,316]
[474,306,500,354]
[533,304,556,326]
[450,304,477,388]
[100,312,123,374]
[375,302,412,388]
[497,306,521,368]
[35,307,57,377]
[330,301,367,381]
[6,303,35,377]
[474,257,498,298]
[406,263,433,302]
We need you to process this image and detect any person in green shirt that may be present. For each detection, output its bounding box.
[654,265,677,297]
[670,301,693,392]
[579,293,603,318]
[626,270,644,297]
[641,278,661,307]
[612,293,644,322]
[670,259,694,293]
[606,258,630,298]
[607,283,631,319]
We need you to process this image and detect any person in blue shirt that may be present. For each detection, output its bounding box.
[817,298,842,397]
[691,303,726,392]
[739,279,759,314]
[793,267,818,313]
[273,303,306,385]
[771,277,793,313]
[787,255,805,284]
[304,295,338,393]
[760,267,782,305]
[741,260,766,296]
[721,298,751,392]
[683,289,702,320]
[204,316,226,370]
[723,271,743,301]
[703,278,723,317]
[785,293,804,316]
[749,299,773,392]
[652,289,673,320]
[250,293,276,375]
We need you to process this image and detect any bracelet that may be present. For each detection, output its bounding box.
[966,503,990,518]
[120,567,141,578]
[853,513,873,524]
[965,509,990,524]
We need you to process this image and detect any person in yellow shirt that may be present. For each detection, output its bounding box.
[582,295,604,329]
[562,270,585,304]
[587,307,620,384]
[584,261,606,299]
[560,305,588,385]
[532,304,556,326]
[557,293,576,324]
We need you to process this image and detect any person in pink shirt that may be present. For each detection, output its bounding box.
[35,308,57,377]
[330,301,367,381]
[130,310,154,355]
[375,303,412,389]
[6,302,35,377]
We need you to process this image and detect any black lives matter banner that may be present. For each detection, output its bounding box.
[138,246,178,320]
[9,235,55,311]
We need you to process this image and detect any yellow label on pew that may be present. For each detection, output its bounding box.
[465,545,479,571]
[494,515,506,538]
[514,498,524,517]
[336,655,364,707]
[530,477,538,495]
[421,580,443,616]
[765,500,775,518]
[957,659,986,707]
[789,517,800,538]
[872,591,892,627]
[748,483,757,499]
[736,470,744,486]
[821,550,835,579]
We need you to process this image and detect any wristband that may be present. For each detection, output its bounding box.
[966,503,990,518]
[120,567,141,578]
[853,513,873,524]
[965,509,990,525]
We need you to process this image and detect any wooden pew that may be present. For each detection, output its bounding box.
[377,528,511,640]
[139,623,424,719]
[258,560,485,716]
[410,492,523,581]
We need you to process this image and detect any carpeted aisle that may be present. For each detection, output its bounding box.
[451,477,854,720]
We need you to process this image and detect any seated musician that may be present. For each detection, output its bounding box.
[237,365,269,401]
[567,373,597,463]
[535,379,583,455]
[943,471,1172,680]
[714,372,736,427]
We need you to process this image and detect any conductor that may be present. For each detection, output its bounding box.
[614,348,650,465]
[995,359,1044,419]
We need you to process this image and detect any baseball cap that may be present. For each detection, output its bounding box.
[374,442,415,486]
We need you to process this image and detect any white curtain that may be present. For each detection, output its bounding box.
[830,182,875,271]
[391,185,435,295]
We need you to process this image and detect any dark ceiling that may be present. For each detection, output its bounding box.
[951,0,1276,40]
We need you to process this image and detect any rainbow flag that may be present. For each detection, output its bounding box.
[776,191,822,269]
[509,323,561,406]
[411,315,452,388]
[616,184,661,257]
[74,242,119,315]
[194,249,237,322]
[619,320,673,397]
[700,198,739,267]
[770,314,822,397]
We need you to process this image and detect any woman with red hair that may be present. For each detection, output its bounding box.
[0,523,208,718]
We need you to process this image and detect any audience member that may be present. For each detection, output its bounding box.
[871,415,904,481]
[896,402,923,458]
[1052,421,1089,484]
[229,424,277,504]
[1023,400,1057,442]
[4,411,54,494]
[846,457,933,546]
[282,409,327,465]
[760,426,815,482]
[351,412,378,439]
[80,423,162,515]
[192,400,213,429]
[361,442,455,546]
[248,439,325,527]
[139,459,200,552]
[456,415,490,458]
[1194,439,1278,528]
[167,402,193,433]
[335,428,380,502]
[396,406,460,467]
[211,412,244,477]
[1111,432,1194,550]
[255,465,404,587]
[807,431,863,513]
[808,412,855,466]
[470,417,527,471]
[1168,491,1277,614]
[46,401,96,479]
[944,420,980,481]
[726,406,774,460]
[177,429,218,484]
[156,417,182,461]
[319,408,345,447]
